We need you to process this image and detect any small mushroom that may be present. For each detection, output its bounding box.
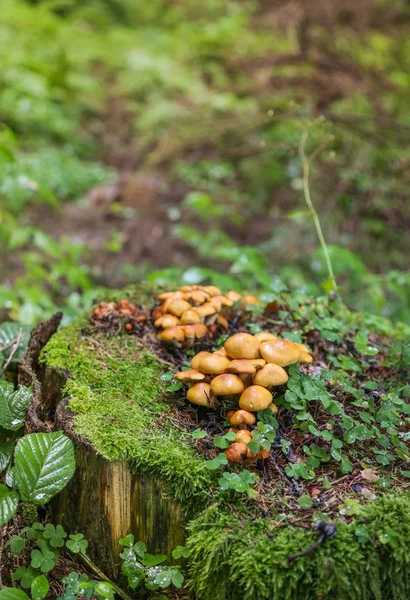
[167,299,192,317]
[253,332,278,343]
[184,323,208,343]
[240,295,260,308]
[225,442,248,462]
[239,385,272,411]
[198,354,231,375]
[174,369,206,383]
[190,351,211,370]
[229,410,256,426]
[157,326,185,343]
[210,374,245,396]
[216,315,229,329]
[186,382,214,407]
[226,290,241,303]
[224,332,261,359]
[253,363,289,387]
[203,286,221,297]
[235,430,252,445]
[154,314,180,328]
[180,309,201,324]
[259,339,304,367]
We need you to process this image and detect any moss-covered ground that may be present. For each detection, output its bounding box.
[40,286,410,599]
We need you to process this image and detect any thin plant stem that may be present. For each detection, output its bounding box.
[298,130,340,298]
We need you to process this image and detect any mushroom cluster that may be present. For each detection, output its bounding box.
[153,285,259,347]
[92,300,147,332]
[174,331,312,462]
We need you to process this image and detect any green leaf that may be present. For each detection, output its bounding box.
[119,534,134,547]
[8,535,26,554]
[94,582,114,599]
[214,436,230,449]
[0,323,31,362]
[298,494,313,509]
[14,432,75,503]
[248,441,260,455]
[191,429,207,439]
[0,589,30,600]
[0,381,31,430]
[66,533,88,554]
[31,575,49,600]
[171,569,184,588]
[0,483,19,525]
[143,553,167,567]
[0,427,13,473]
[133,541,146,558]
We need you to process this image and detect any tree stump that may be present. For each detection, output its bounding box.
[19,309,199,576]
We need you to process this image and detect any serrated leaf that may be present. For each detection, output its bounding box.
[31,575,50,600]
[0,589,30,600]
[14,432,75,503]
[0,381,31,430]
[0,483,19,525]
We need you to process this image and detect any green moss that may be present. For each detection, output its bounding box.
[186,492,410,600]
[41,317,213,503]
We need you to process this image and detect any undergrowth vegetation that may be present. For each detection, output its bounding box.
[1,0,410,325]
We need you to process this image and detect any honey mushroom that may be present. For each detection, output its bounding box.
[173,329,313,463]
[154,285,257,347]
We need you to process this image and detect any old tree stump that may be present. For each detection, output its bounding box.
[18,287,410,600]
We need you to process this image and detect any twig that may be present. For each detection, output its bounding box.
[0,329,23,376]
[298,130,341,299]
[77,552,135,600]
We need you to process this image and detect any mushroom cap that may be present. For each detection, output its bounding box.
[259,339,302,367]
[213,347,228,357]
[186,382,213,407]
[157,326,185,343]
[224,333,261,359]
[188,290,210,305]
[216,315,229,329]
[225,442,248,462]
[239,385,272,411]
[154,314,180,328]
[253,332,278,343]
[229,410,256,426]
[235,430,252,445]
[203,286,221,297]
[210,374,245,395]
[253,363,289,387]
[198,354,231,375]
[226,290,241,303]
[256,449,270,460]
[184,324,208,340]
[180,309,201,324]
[226,358,265,375]
[174,369,206,383]
[195,303,217,318]
[213,295,234,307]
[190,351,211,370]
[300,351,313,363]
[266,402,278,415]
[158,290,181,301]
[240,295,260,308]
[167,299,192,317]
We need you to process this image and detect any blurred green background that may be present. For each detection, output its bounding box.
[1,0,410,325]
